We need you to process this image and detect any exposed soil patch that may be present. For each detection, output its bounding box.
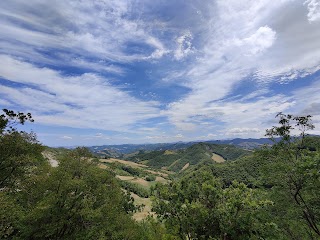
[42,151,59,167]
[180,163,190,172]
[116,175,135,181]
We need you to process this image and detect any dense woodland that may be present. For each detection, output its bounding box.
[1,109,320,239]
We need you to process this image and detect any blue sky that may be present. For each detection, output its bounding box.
[1,0,320,146]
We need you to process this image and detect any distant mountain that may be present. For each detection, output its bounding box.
[88,142,196,158]
[205,138,274,149]
[89,137,273,158]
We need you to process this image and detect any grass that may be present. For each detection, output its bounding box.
[211,153,225,163]
[131,193,154,221]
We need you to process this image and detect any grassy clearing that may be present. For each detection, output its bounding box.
[131,177,151,188]
[98,163,108,169]
[100,158,172,177]
[155,176,167,184]
[131,193,154,221]
[101,158,148,168]
[164,150,176,155]
[117,175,168,188]
[211,153,225,163]
[116,175,135,181]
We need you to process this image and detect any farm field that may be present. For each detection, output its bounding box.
[99,158,170,220]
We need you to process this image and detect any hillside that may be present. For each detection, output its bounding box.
[126,142,251,172]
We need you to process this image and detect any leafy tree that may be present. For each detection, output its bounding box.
[0,110,155,239]
[0,109,46,238]
[152,172,276,239]
[0,109,44,190]
[263,113,320,238]
[0,108,34,134]
[12,148,144,239]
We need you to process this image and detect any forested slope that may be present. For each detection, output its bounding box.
[126,142,250,172]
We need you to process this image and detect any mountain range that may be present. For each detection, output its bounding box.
[89,137,273,159]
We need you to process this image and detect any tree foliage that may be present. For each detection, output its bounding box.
[0,109,44,190]
[0,110,157,239]
[152,172,276,239]
[262,112,320,238]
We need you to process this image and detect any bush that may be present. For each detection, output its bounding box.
[120,181,150,198]
[145,175,156,181]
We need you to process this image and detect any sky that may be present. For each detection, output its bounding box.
[1,0,320,146]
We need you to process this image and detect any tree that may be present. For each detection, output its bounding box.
[0,109,44,190]
[263,113,320,238]
[152,171,276,239]
[0,110,165,239]
[0,109,45,238]
[18,153,139,239]
[0,109,34,134]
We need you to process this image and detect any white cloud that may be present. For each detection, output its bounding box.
[61,136,72,140]
[175,134,184,138]
[226,127,261,136]
[304,0,320,22]
[95,133,103,138]
[0,0,169,72]
[93,133,110,140]
[0,55,161,132]
[163,0,320,136]
[174,31,194,60]
[292,78,320,115]
[241,26,276,55]
[145,37,170,59]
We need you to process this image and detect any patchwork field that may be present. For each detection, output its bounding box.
[99,158,170,220]
[100,158,172,177]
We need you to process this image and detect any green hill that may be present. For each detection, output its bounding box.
[126,142,251,172]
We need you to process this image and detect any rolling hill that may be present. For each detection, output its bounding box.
[125,142,251,172]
